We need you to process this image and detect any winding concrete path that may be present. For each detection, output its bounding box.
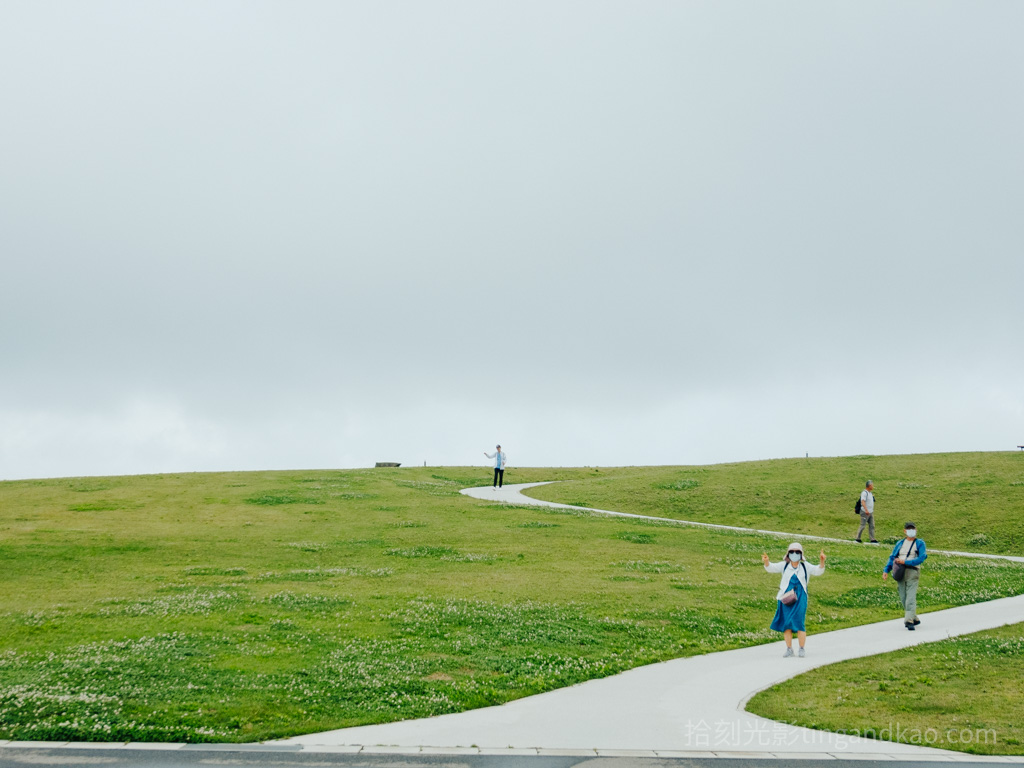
[276,482,1024,761]
[469,482,1024,564]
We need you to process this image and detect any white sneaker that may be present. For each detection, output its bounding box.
[798,647,805,658]
[783,647,794,658]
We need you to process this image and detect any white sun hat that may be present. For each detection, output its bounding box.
[788,542,804,553]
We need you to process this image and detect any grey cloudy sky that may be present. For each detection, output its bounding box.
[2,2,1022,480]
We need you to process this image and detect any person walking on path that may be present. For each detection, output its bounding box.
[883,521,927,630]
[762,543,826,657]
[484,445,507,489]
[855,480,878,543]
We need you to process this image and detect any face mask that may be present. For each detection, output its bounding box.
[906,529,917,538]
[788,552,802,563]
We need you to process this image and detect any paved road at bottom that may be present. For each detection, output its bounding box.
[0,747,1015,768]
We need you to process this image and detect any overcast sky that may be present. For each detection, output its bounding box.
[2,2,1022,480]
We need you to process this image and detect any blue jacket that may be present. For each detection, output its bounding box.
[884,538,927,573]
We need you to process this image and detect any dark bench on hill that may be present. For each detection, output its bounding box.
[375,462,401,468]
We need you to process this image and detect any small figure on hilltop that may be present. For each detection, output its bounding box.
[484,445,507,489]
[762,543,826,657]
[883,521,927,630]
[855,480,878,543]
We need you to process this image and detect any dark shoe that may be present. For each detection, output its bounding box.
[912,619,921,625]
[870,540,879,543]
[855,539,862,543]
[905,622,915,631]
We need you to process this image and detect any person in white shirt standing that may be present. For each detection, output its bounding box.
[484,445,507,489]
[855,480,878,543]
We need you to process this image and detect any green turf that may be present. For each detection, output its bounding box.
[746,622,1024,755]
[524,452,1024,555]
[0,454,1021,743]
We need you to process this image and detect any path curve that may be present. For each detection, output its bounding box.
[277,482,1024,759]
[467,482,1024,564]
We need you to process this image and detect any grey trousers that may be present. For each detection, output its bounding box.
[856,511,875,540]
[898,567,920,622]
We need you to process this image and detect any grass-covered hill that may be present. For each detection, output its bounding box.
[0,452,1021,743]
[526,452,1024,555]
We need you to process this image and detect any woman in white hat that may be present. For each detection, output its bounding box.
[761,542,827,657]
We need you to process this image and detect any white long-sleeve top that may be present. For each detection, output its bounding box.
[764,559,825,600]
[484,450,507,469]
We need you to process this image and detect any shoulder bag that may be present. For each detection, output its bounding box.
[892,540,918,582]
[780,563,807,605]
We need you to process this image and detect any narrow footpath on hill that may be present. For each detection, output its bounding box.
[275,482,1024,761]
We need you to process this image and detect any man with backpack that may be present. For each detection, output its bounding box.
[883,521,928,630]
[854,480,878,543]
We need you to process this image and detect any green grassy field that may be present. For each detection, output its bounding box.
[747,622,1024,755]
[525,452,1024,554]
[0,453,1022,744]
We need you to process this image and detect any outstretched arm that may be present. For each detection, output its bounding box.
[806,550,826,576]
